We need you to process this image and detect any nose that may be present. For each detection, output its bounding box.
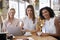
[29,11,31,13]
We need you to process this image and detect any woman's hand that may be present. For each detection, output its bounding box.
[40,33,50,36]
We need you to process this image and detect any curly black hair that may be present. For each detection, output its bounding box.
[39,7,55,20]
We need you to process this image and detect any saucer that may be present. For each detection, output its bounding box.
[24,32,32,36]
[37,32,42,36]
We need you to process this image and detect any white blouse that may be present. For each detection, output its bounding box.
[22,16,37,31]
[2,18,23,36]
[42,17,56,34]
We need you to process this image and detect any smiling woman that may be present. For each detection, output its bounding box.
[39,7,60,40]
[2,8,25,36]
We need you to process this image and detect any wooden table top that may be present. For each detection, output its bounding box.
[13,32,57,40]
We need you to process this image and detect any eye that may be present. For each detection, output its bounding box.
[44,11,47,13]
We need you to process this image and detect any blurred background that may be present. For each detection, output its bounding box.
[0,0,60,32]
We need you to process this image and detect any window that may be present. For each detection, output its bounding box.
[9,0,51,18]
[9,0,29,19]
[9,1,18,18]
[19,2,29,19]
[19,2,25,19]
[39,0,50,9]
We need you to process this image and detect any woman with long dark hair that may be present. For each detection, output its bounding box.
[21,5,37,32]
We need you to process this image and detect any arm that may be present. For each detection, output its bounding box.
[20,22,24,30]
[54,17,60,37]
[2,21,7,32]
[40,33,59,37]
[21,23,36,33]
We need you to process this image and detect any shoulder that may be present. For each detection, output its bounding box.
[54,16,60,28]
[54,17,60,23]
[22,17,28,21]
[23,17,27,20]
[23,16,28,20]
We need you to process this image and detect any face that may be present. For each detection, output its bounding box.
[9,10,15,18]
[26,8,33,17]
[42,9,50,19]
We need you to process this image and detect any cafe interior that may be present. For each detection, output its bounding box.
[0,0,60,40]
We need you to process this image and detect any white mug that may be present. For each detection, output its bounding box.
[37,32,42,36]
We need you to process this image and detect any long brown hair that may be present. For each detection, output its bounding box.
[26,5,35,23]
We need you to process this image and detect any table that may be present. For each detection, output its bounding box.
[13,32,57,40]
